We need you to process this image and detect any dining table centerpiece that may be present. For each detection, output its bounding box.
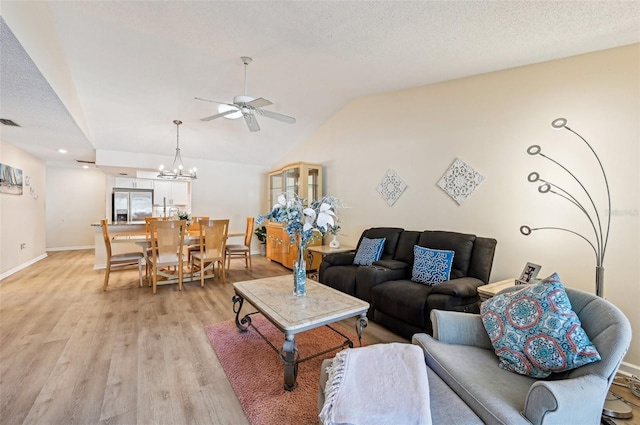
[258,194,340,296]
[175,210,192,226]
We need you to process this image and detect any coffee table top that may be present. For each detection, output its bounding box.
[233,275,369,335]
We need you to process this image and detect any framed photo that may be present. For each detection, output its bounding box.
[516,262,541,285]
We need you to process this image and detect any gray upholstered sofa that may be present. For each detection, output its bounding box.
[318,287,632,425]
[319,227,497,339]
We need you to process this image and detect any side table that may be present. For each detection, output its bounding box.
[305,245,356,280]
[478,278,517,302]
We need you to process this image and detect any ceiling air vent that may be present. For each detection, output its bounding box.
[75,159,96,164]
[0,118,20,127]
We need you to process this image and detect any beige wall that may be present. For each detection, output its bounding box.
[280,44,640,371]
[0,140,47,278]
[188,157,268,252]
[46,166,106,249]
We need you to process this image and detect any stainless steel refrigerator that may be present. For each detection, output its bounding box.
[112,189,154,223]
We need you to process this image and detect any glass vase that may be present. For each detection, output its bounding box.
[293,242,307,296]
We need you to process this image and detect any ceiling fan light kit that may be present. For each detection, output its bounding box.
[158,120,197,181]
[196,56,296,132]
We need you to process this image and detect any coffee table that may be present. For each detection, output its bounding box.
[232,275,369,391]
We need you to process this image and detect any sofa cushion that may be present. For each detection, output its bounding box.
[361,227,403,260]
[393,230,421,264]
[480,273,601,378]
[353,237,386,266]
[418,231,475,279]
[413,333,533,425]
[412,246,455,285]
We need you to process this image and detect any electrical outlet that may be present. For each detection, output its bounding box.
[20,243,26,250]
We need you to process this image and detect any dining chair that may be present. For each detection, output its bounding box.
[226,217,254,271]
[144,217,162,276]
[148,219,186,294]
[190,219,229,287]
[144,217,161,234]
[100,219,143,291]
[186,216,210,261]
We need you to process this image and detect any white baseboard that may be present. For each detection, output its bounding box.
[0,253,48,281]
[619,361,640,377]
[47,245,95,252]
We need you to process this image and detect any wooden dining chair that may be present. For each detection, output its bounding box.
[190,219,229,287]
[226,217,254,271]
[148,220,186,294]
[143,217,162,276]
[100,219,143,291]
[186,216,210,261]
[144,217,161,234]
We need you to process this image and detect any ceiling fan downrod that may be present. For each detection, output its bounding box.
[241,56,252,96]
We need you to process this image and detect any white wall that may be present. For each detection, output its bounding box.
[0,140,47,278]
[188,157,268,252]
[46,166,106,249]
[280,45,640,370]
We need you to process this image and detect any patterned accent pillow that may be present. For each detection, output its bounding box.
[353,237,386,266]
[480,273,601,378]
[411,246,455,285]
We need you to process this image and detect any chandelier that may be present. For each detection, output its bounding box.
[158,119,197,180]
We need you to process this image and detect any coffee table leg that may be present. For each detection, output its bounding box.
[355,313,368,345]
[232,295,251,332]
[282,335,299,391]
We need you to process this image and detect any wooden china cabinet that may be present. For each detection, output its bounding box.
[265,162,324,269]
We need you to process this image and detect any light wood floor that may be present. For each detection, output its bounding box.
[0,250,405,425]
[1,250,638,425]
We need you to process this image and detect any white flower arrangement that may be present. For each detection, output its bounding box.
[257,194,341,249]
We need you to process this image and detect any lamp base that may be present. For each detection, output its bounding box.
[602,391,633,419]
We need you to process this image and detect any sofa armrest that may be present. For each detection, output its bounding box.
[523,374,609,425]
[428,310,493,349]
[372,259,411,271]
[429,277,484,298]
[322,252,356,266]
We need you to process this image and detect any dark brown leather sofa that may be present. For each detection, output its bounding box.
[318,227,497,339]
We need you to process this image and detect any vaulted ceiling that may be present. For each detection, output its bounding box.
[1,1,639,171]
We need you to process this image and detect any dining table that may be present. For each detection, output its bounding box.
[111,229,244,285]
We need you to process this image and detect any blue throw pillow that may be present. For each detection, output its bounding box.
[353,237,386,266]
[481,273,601,378]
[411,246,455,285]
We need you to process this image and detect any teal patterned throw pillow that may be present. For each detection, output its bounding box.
[353,237,386,266]
[481,273,601,378]
[411,246,455,285]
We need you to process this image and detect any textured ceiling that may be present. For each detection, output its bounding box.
[1,1,639,171]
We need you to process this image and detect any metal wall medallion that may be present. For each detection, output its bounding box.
[437,158,485,205]
[376,169,407,206]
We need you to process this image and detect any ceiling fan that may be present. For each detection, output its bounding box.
[195,56,296,132]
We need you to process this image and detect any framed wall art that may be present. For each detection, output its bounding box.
[0,163,23,195]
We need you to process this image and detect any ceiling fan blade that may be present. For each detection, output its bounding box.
[255,108,296,124]
[200,109,238,121]
[194,96,230,106]
[243,113,260,132]
[246,97,273,108]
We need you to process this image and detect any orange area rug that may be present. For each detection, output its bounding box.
[205,315,366,425]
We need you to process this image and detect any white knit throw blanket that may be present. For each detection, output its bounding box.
[319,343,432,425]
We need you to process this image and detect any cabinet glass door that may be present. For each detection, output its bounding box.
[283,167,300,198]
[270,173,283,206]
[307,167,320,203]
